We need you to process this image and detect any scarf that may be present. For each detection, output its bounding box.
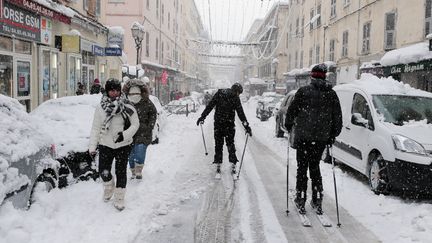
[100,93,134,130]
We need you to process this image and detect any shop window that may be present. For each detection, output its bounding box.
[15,39,31,55]
[426,0,432,36]
[330,0,337,18]
[42,50,51,101]
[0,36,13,52]
[362,22,371,54]
[51,52,59,99]
[0,55,13,96]
[17,61,31,97]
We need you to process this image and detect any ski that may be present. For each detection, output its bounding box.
[288,191,311,227]
[315,212,332,227]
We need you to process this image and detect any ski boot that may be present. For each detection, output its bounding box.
[294,191,307,214]
[216,164,221,173]
[311,190,324,215]
[231,163,236,174]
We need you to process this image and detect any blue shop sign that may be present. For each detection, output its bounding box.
[105,47,122,56]
[93,45,105,56]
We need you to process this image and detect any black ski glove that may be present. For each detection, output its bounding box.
[242,121,252,137]
[327,137,335,145]
[115,132,124,143]
[196,116,205,126]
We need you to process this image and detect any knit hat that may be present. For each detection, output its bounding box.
[105,79,121,92]
[311,64,327,79]
[94,78,100,84]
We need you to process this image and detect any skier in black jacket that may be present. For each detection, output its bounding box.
[197,83,252,173]
[285,64,342,214]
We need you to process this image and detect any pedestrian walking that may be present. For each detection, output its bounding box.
[90,78,103,94]
[196,83,252,174]
[123,79,157,180]
[76,82,85,95]
[284,63,342,214]
[89,78,139,211]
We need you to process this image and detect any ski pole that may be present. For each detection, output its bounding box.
[330,145,342,227]
[286,143,290,214]
[236,134,249,180]
[200,124,208,156]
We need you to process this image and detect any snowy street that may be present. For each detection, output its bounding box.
[2,101,432,243]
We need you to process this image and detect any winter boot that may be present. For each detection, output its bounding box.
[135,164,144,180]
[311,190,324,215]
[294,191,306,214]
[216,164,221,173]
[103,179,115,202]
[130,168,136,179]
[231,163,236,174]
[113,188,126,211]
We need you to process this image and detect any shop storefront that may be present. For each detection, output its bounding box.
[383,60,432,92]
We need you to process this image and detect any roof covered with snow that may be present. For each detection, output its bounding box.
[335,73,432,98]
[380,42,432,66]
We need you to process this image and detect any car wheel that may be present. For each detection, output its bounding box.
[275,117,284,137]
[29,172,57,206]
[368,153,389,195]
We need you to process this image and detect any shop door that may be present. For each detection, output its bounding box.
[39,48,59,103]
[15,59,32,112]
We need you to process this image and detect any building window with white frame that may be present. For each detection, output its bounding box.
[156,0,159,18]
[329,39,335,61]
[330,0,337,18]
[344,0,350,7]
[301,17,304,36]
[342,31,348,57]
[385,12,396,50]
[315,45,320,63]
[309,47,313,66]
[426,0,432,36]
[362,22,371,54]
[295,51,298,68]
[316,4,321,27]
[300,51,304,68]
[296,17,299,36]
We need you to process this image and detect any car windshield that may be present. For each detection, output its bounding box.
[372,95,432,125]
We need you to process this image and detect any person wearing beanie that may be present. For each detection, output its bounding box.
[90,78,103,94]
[196,83,252,175]
[123,79,157,180]
[88,78,139,211]
[284,63,342,215]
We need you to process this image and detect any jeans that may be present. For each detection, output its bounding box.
[128,143,148,168]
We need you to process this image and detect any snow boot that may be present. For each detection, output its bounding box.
[130,168,136,179]
[135,164,144,180]
[103,179,115,202]
[311,190,324,215]
[294,191,306,214]
[231,163,236,174]
[113,188,126,211]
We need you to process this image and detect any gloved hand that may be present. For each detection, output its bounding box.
[115,132,124,143]
[327,137,335,145]
[244,125,252,137]
[196,117,205,126]
[89,150,97,159]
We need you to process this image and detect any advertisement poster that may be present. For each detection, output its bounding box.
[40,17,52,45]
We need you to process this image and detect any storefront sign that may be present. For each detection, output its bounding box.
[108,31,124,49]
[62,34,80,53]
[0,1,41,42]
[80,38,93,52]
[71,16,100,34]
[6,0,71,24]
[105,47,122,56]
[40,16,52,45]
[93,45,104,56]
[389,62,428,75]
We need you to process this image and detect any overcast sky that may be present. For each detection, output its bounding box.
[195,0,288,41]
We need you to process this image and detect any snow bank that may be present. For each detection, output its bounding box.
[337,73,432,97]
[380,42,432,66]
[31,95,102,157]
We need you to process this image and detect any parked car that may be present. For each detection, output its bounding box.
[31,95,101,187]
[256,93,284,121]
[0,95,58,209]
[333,74,432,196]
[274,90,297,137]
[166,96,198,114]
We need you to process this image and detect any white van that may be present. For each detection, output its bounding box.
[333,74,432,195]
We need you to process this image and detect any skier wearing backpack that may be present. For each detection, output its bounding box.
[284,64,342,214]
[196,83,252,174]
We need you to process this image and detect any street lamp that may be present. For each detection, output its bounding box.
[131,22,144,78]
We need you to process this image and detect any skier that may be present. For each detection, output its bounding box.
[196,83,252,174]
[284,64,342,214]
[89,78,139,211]
[123,79,157,180]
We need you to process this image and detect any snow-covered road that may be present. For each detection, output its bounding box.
[1,100,432,243]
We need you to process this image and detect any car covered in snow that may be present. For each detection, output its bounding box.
[0,95,58,209]
[274,90,297,137]
[333,74,432,196]
[149,95,167,144]
[166,96,199,114]
[256,92,285,121]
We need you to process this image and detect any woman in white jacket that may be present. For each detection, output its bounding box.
[89,79,139,211]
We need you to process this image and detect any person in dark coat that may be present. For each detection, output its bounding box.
[90,78,104,94]
[76,82,85,95]
[284,63,342,214]
[196,83,252,173]
[123,79,157,180]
